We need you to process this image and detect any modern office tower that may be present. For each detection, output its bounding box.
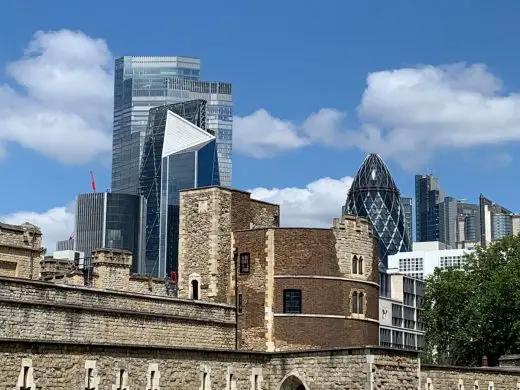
[56,238,74,251]
[480,194,514,246]
[379,273,425,350]
[438,197,458,248]
[139,100,220,277]
[344,154,410,268]
[112,56,232,195]
[74,192,146,272]
[415,175,445,242]
[387,241,473,280]
[400,197,414,243]
[513,215,520,236]
[455,202,480,248]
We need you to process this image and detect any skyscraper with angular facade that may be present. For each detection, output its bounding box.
[112,56,232,195]
[400,197,413,243]
[139,100,220,277]
[344,154,411,268]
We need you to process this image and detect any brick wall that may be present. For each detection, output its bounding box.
[0,222,43,280]
[0,276,235,349]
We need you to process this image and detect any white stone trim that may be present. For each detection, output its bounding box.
[189,273,202,300]
[274,274,379,287]
[426,377,433,389]
[17,358,35,389]
[366,354,375,390]
[458,379,464,390]
[250,367,263,390]
[146,363,160,390]
[112,368,129,390]
[474,380,479,390]
[199,364,211,390]
[85,360,100,390]
[274,313,379,324]
[488,382,494,390]
[265,229,275,352]
[226,367,237,390]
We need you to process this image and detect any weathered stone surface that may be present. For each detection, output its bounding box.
[421,365,520,389]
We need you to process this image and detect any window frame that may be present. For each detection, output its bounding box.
[239,253,251,274]
[283,289,302,314]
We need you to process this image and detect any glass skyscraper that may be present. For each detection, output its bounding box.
[74,192,146,272]
[415,174,445,242]
[112,56,232,195]
[344,154,411,267]
[400,197,413,244]
[139,100,220,277]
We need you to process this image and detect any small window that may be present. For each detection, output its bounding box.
[283,289,302,313]
[358,292,364,314]
[238,293,243,314]
[352,255,358,274]
[352,291,359,313]
[240,253,250,274]
[359,256,364,274]
[191,280,199,300]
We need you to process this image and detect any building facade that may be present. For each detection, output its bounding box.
[480,194,515,246]
[401,196,414,243]
[344,154,410,267]
[387,241,473,279]
[456,202,480,248]
[111,56,232,195]
[74,192,145,272]
[139,100,220,277]
[379,273,425,350]
[438,196,458,248]
[415,174,445,243]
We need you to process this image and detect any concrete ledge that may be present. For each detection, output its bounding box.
[422,363,520,374]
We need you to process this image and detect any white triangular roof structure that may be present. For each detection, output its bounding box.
[162,110,215,158]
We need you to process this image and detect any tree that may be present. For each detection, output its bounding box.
[422,234,520,366]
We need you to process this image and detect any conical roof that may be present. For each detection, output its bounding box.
[344,153,410,265]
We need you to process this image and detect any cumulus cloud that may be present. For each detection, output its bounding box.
[234,63,520,168]
[0,30,113,163]
[249,176,353,227]
[1,202,75,253]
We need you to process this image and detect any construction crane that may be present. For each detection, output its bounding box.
[90,171,97,193]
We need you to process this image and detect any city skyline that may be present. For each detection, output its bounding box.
[1,1,520,251]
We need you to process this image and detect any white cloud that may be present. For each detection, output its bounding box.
[1,202,75,253]
[249,176,353,227]
[234,63,520,169]
[0,30,113,163]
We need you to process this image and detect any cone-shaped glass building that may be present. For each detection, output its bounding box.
[344,154,411,267]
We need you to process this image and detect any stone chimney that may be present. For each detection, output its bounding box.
[481,355,488,367]
[91,249,132,291]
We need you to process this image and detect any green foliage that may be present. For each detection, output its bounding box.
[422,234,520,366]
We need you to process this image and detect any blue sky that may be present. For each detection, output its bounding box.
[1,0,520,249]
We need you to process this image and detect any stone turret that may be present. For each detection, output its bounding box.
[91,248,132,291]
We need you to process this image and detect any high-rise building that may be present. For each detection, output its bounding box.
[415,174,445,242]
[513,215,520,236]
[112,56,232,195]
[139,100,220,277]
[344,154,410,268]
[480,194,514,246]
[455,202,480,248]
[400,197,414,243]
[438,196,458,248]
[74,192,146,272]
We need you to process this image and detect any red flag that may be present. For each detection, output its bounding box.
[90,171,96,192]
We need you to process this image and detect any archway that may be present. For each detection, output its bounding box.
[278,375,308,390]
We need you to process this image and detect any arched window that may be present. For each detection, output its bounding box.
[191,279,199,300]
[358,292,364,314]
[358,256,364,274]
[351,291,358,314]
[352,255,358,274]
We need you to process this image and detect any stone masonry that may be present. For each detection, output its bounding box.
[0,222,43,280]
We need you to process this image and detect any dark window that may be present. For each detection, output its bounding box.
[358,292,364,314]
[351,291,358,313]
[352,255,358,274]
[239,253,250,274]
[359,256,364,274]
[274,215,280,226]
[238,293,243,314]
[191,280,199,300]
[283,289,302,313]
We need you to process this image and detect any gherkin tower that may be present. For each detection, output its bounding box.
[344,154,411,266]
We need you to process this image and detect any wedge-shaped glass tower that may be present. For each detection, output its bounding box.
[344,154,410,266]
[139,100,219,277]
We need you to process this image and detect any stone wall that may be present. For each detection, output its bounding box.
[0,222,43,280]
[178,186,279,304]
[0,276,235,349]
[421,364,520,389]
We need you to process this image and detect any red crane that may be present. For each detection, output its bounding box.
[90,171,97,192]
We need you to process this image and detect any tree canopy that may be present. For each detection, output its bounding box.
[422,234,520,366]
